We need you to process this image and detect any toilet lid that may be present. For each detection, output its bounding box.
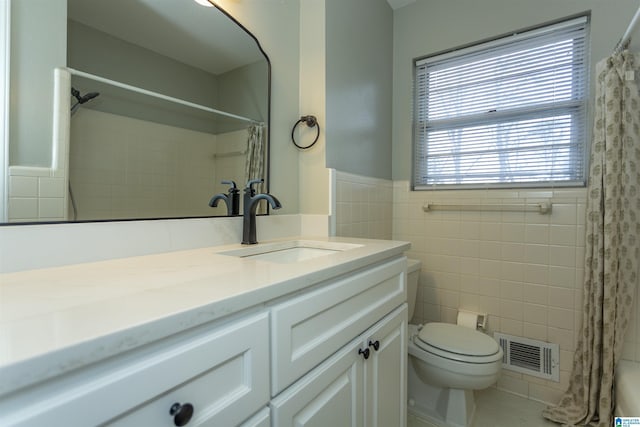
[416,323,500,357]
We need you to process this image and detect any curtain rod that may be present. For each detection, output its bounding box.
[213,149,247,158]
[66,68,263,125]
[614,5,640,53]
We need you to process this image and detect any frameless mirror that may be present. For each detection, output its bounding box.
[5,0,270,223]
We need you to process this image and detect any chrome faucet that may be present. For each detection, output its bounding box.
[242,179,282,245]
[209,180,240,216]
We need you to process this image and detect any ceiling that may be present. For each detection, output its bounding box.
[386,0,416,10]
[67,0,265,76]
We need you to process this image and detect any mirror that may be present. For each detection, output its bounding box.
[6,0,270,222]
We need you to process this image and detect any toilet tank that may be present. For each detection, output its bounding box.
[407,259,422,320]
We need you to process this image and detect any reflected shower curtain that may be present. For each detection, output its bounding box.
[543,51,640,426]
[245,124,266,214]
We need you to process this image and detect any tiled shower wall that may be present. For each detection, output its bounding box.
[334,171,393,239]
[392,181,587,405]
[8,111,249,222]
[69,109,245,220]
[214,130,249,200]
[7,167,67,222]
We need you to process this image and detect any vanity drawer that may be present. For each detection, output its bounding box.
[0,312,270,427]
[270,256,406,395]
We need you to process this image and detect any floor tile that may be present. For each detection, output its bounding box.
[407,388,558,427]
[474,388,558,427]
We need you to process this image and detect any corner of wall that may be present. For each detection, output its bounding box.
[298,0,330,216]
[6,68,69,222]
[1,0,10,222]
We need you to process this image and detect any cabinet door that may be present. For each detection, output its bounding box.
[240,407,270,427]
[271,257,406,395]
[270,339,365,427]
[364,305,407,427]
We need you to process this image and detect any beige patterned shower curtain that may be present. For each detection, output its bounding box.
[245,124,266,214]
[543,51,640,426]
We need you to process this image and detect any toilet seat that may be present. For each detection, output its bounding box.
[414,323,502,364]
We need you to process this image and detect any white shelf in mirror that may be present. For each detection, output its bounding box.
[67,67,263,128]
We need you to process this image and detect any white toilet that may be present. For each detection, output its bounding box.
[406,259,503,427]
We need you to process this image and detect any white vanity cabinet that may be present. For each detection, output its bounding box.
[269,256,407,427]
[0,311,270,427]
[0,241,410,427]
[270,305,407,427]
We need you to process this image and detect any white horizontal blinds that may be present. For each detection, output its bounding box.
[414,17,588,188]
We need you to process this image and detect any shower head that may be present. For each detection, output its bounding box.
[71,87,101,115]
[80,92,100,103]
[71,87,100,105]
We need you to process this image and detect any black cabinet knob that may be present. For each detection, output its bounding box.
[369,340,380,351]
[358,348,370,360]
[170,402,194,426]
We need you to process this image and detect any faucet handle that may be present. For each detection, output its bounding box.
[245,179,264,194]
[246,179,263,188]
[221,180,238,193]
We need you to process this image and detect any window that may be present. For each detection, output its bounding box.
[413,16,589,189]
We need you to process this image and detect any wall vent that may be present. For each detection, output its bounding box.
[494,333,559,382]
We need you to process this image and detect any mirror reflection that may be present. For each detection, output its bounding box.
[7,0,270,223]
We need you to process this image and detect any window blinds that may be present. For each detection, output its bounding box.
[413,16,589,189]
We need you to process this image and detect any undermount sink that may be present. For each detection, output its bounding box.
[219,240,363,263]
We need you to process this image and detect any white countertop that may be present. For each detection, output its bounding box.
[0,236,409,396]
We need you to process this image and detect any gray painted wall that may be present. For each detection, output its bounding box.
[392,0,640,181]
[217,59,269,130]
[68,21,219,112]
[9,0,66,167]
[325,0,393,180]
[69,21,268,136]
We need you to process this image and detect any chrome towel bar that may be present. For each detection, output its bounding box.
[422,201,552,214]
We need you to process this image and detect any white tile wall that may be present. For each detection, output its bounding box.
[334,171,393,239]
[392,181,588,405]
[68,109,246,220]
[9,112,250,222]
[329,175,617,404]
[8,167,67,222]
[214,129,249,203]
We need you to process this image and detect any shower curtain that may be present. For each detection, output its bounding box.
[245,124,266,214]
[543,51,640,426]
